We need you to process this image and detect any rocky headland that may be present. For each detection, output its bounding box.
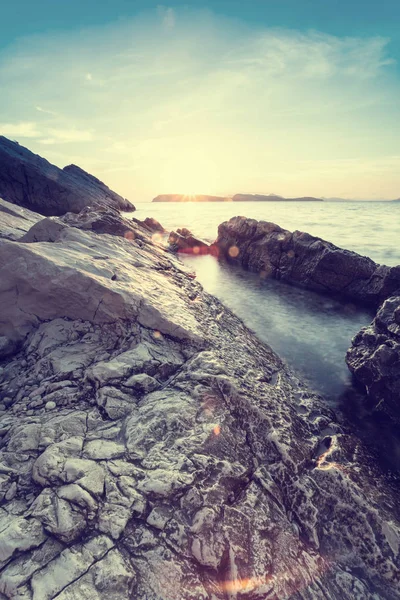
[0,137,135,216]
[0,149,400,598]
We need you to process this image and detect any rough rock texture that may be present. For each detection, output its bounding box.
[153,194,230,203]
[0,136,135,216]
[0,210,399,598]
[0,198,42,241]
[347,296,400,421]
[140,217,165,233]
[169,228,210,255]
[214,216,400,308]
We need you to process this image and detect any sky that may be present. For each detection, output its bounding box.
[1,1,400,201]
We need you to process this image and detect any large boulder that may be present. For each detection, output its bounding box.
[0,221,202,357]
[347,296,400,421]
[0,136,135,216]
[213,216,400,307]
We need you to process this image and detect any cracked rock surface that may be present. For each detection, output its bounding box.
[0,136,135,216]
[214,216,400,308]
[0,208,400,598]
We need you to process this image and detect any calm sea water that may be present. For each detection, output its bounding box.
[137,200,400,266]
[132,201,400,472]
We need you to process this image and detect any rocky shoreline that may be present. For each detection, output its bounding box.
[0,139,400,599]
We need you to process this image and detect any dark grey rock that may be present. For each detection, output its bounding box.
[347,295,400,421]
[213,216,400,307]
[0,136,135,216]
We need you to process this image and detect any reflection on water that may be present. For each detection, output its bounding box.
[181,254,372,401]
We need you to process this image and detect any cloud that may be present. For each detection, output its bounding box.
[35,105,58,115]
[0,7,398,199]
[0,121,41,138]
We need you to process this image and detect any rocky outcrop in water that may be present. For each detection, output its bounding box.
[213,216,400,307]
[169,228,210,255]
[0,206,400,598]
[347,296,400,421]
[0,136,135,216]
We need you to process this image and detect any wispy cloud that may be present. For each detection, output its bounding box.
[35,105,57,115]
[0,7,398,199]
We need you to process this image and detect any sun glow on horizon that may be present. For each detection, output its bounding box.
[1,7,400,201]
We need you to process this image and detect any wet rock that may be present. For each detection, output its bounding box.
[214,216,400,307]
[168,229,210,255]
[0,136,135,215]
[347,295,400,421]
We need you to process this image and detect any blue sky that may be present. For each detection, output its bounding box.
[1,1,400,199]
[3,1,400,48]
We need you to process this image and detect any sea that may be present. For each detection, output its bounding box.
[131,201,400,473]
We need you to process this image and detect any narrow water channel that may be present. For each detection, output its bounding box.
[181,253,400,477]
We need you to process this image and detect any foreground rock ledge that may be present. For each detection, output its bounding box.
[213,216,400,307]
[0,208,400,599]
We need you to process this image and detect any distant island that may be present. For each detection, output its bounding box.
[152,194,231,203]
[152,193,323,202]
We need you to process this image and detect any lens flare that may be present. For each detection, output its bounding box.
[228,245,240,258]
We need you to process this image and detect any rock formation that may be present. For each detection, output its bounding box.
[152,194,323,202]
[169,228,210,255]
[347,295,400,421]
[213,216,400,308]
[0,205,400,598]
[232,194,323,202]
[0,136,135,216]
